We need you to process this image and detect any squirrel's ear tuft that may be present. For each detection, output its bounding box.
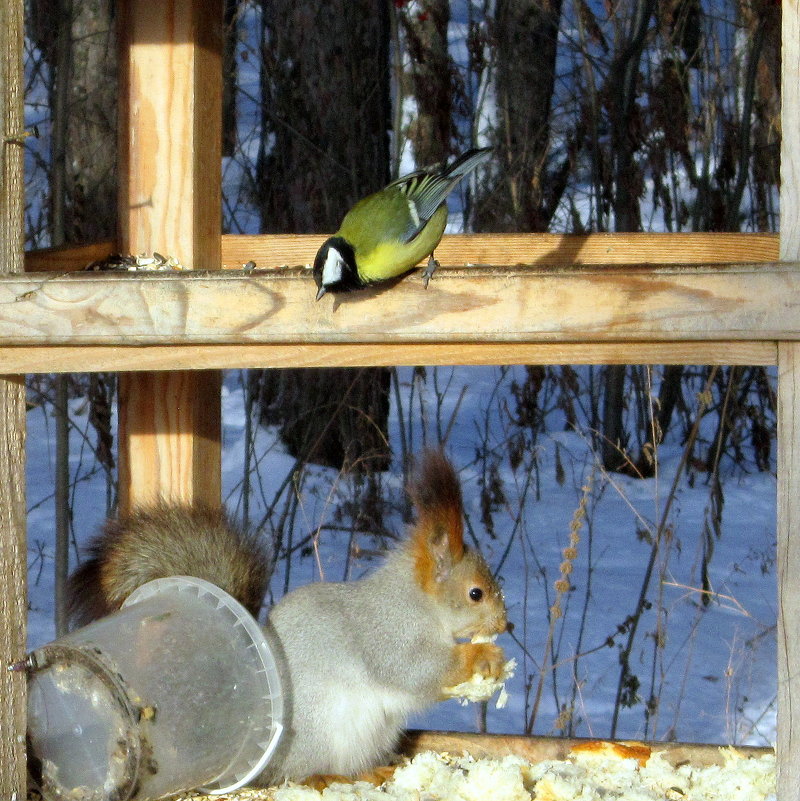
[408,449,465,558]
[408,450,466,593]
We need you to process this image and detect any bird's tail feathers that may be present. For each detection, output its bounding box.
[442,146,492,180]
[402,147,492,223]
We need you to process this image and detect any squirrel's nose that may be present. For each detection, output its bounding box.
[492,610,509,634]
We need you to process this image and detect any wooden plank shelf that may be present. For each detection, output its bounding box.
[13,233,787,371]
[0,261,797,353]
[0,341,776,374]
[23,231,780,273]
[400,730,772,769]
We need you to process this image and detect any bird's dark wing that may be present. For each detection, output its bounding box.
[390,148,492,243]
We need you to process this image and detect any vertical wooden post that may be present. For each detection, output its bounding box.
[117,0,223,511]
[0,0,28,796]
[777,3,800,800]
[778,344,800,800]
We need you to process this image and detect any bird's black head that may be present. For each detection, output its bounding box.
[313,236,359,300]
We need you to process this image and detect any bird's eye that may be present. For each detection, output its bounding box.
[469,587,484,602]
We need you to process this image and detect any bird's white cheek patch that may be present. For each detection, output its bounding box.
[322,249,345,287]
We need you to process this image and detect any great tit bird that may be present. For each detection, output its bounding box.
[313,147,492,300]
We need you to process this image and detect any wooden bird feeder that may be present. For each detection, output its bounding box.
[1,0,798,798]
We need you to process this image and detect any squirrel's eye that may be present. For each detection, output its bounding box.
[469,587,484,602]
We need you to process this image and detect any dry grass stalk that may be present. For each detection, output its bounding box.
[526,468,595,734]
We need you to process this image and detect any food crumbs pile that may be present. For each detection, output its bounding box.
[179,743,776,801]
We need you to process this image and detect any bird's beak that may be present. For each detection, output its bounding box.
[315,286,327,301]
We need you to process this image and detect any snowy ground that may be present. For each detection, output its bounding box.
[24,366,777,749]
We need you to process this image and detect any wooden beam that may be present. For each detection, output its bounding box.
[777,3,800,799]
[0,262,799,346]
[24,239,116,272]
[117,370,221,509]
[23,231,780,272]
[219,231,781,270]
[0,0,27,795]
[777,343,800,801]
[0,376,26,800]
[116,0,223,511]
[0,341,777,374]
[400,730,772,769]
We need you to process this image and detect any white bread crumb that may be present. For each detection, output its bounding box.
[180,745,775,801]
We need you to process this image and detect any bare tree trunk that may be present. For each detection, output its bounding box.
[601,365,628,472]
[601,0,655,472]
[397,0,453,166]
[725,12,767,230]
[28,0,118,625]
[467,0,567,477]
[38,0,75,633]
[222,0,238,159]
[54,376,70,636]
[748,2,780,232]
[256,0,390,231]
[66,0,117,240]
[30,0,118,242]
[475,0,565,232]
[634,365,684,478]
[608,0,654,232]
[253,0,393,475]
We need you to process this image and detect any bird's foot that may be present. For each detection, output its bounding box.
[422,254,439,288]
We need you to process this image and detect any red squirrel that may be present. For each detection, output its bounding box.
[67,450,508,784]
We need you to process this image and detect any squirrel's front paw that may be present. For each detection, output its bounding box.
[441,641,515,706]
[469,642,505,680]
[445,641,505,686]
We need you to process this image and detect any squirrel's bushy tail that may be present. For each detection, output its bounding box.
[67,504,271,629]
[408,449,465,559]
[66,545,112,628]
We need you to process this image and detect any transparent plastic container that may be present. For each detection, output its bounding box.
[26,576,284,801]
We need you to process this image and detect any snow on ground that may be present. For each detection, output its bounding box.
[24,366,777,748]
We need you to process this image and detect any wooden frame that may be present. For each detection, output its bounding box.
[1,2,797,801]
[23,231,780,272]
[115,0,223,510]
[0,258,795,345]
[777,4,800,796]
[1,234,785,372]
[1,0,28,797]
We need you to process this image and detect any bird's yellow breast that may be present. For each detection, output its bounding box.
[349,204,448,284]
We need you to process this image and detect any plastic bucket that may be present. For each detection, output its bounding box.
[26,576,283,801]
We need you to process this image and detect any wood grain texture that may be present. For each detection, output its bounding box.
[778,343,800,801]
[220,231,780,270]
[777,0,800,801]
[118,3,222,267]
[778,4,800,799]
[781,6,800,264]
[1,262,799,346]
[116,0,222,511]
[0,341,777,374]
[23,232,780,272]
[400,730,772,769]
[0,376,26,801]
[24,240,116,272]
[0,0,27,795]
[117,370,221,506]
